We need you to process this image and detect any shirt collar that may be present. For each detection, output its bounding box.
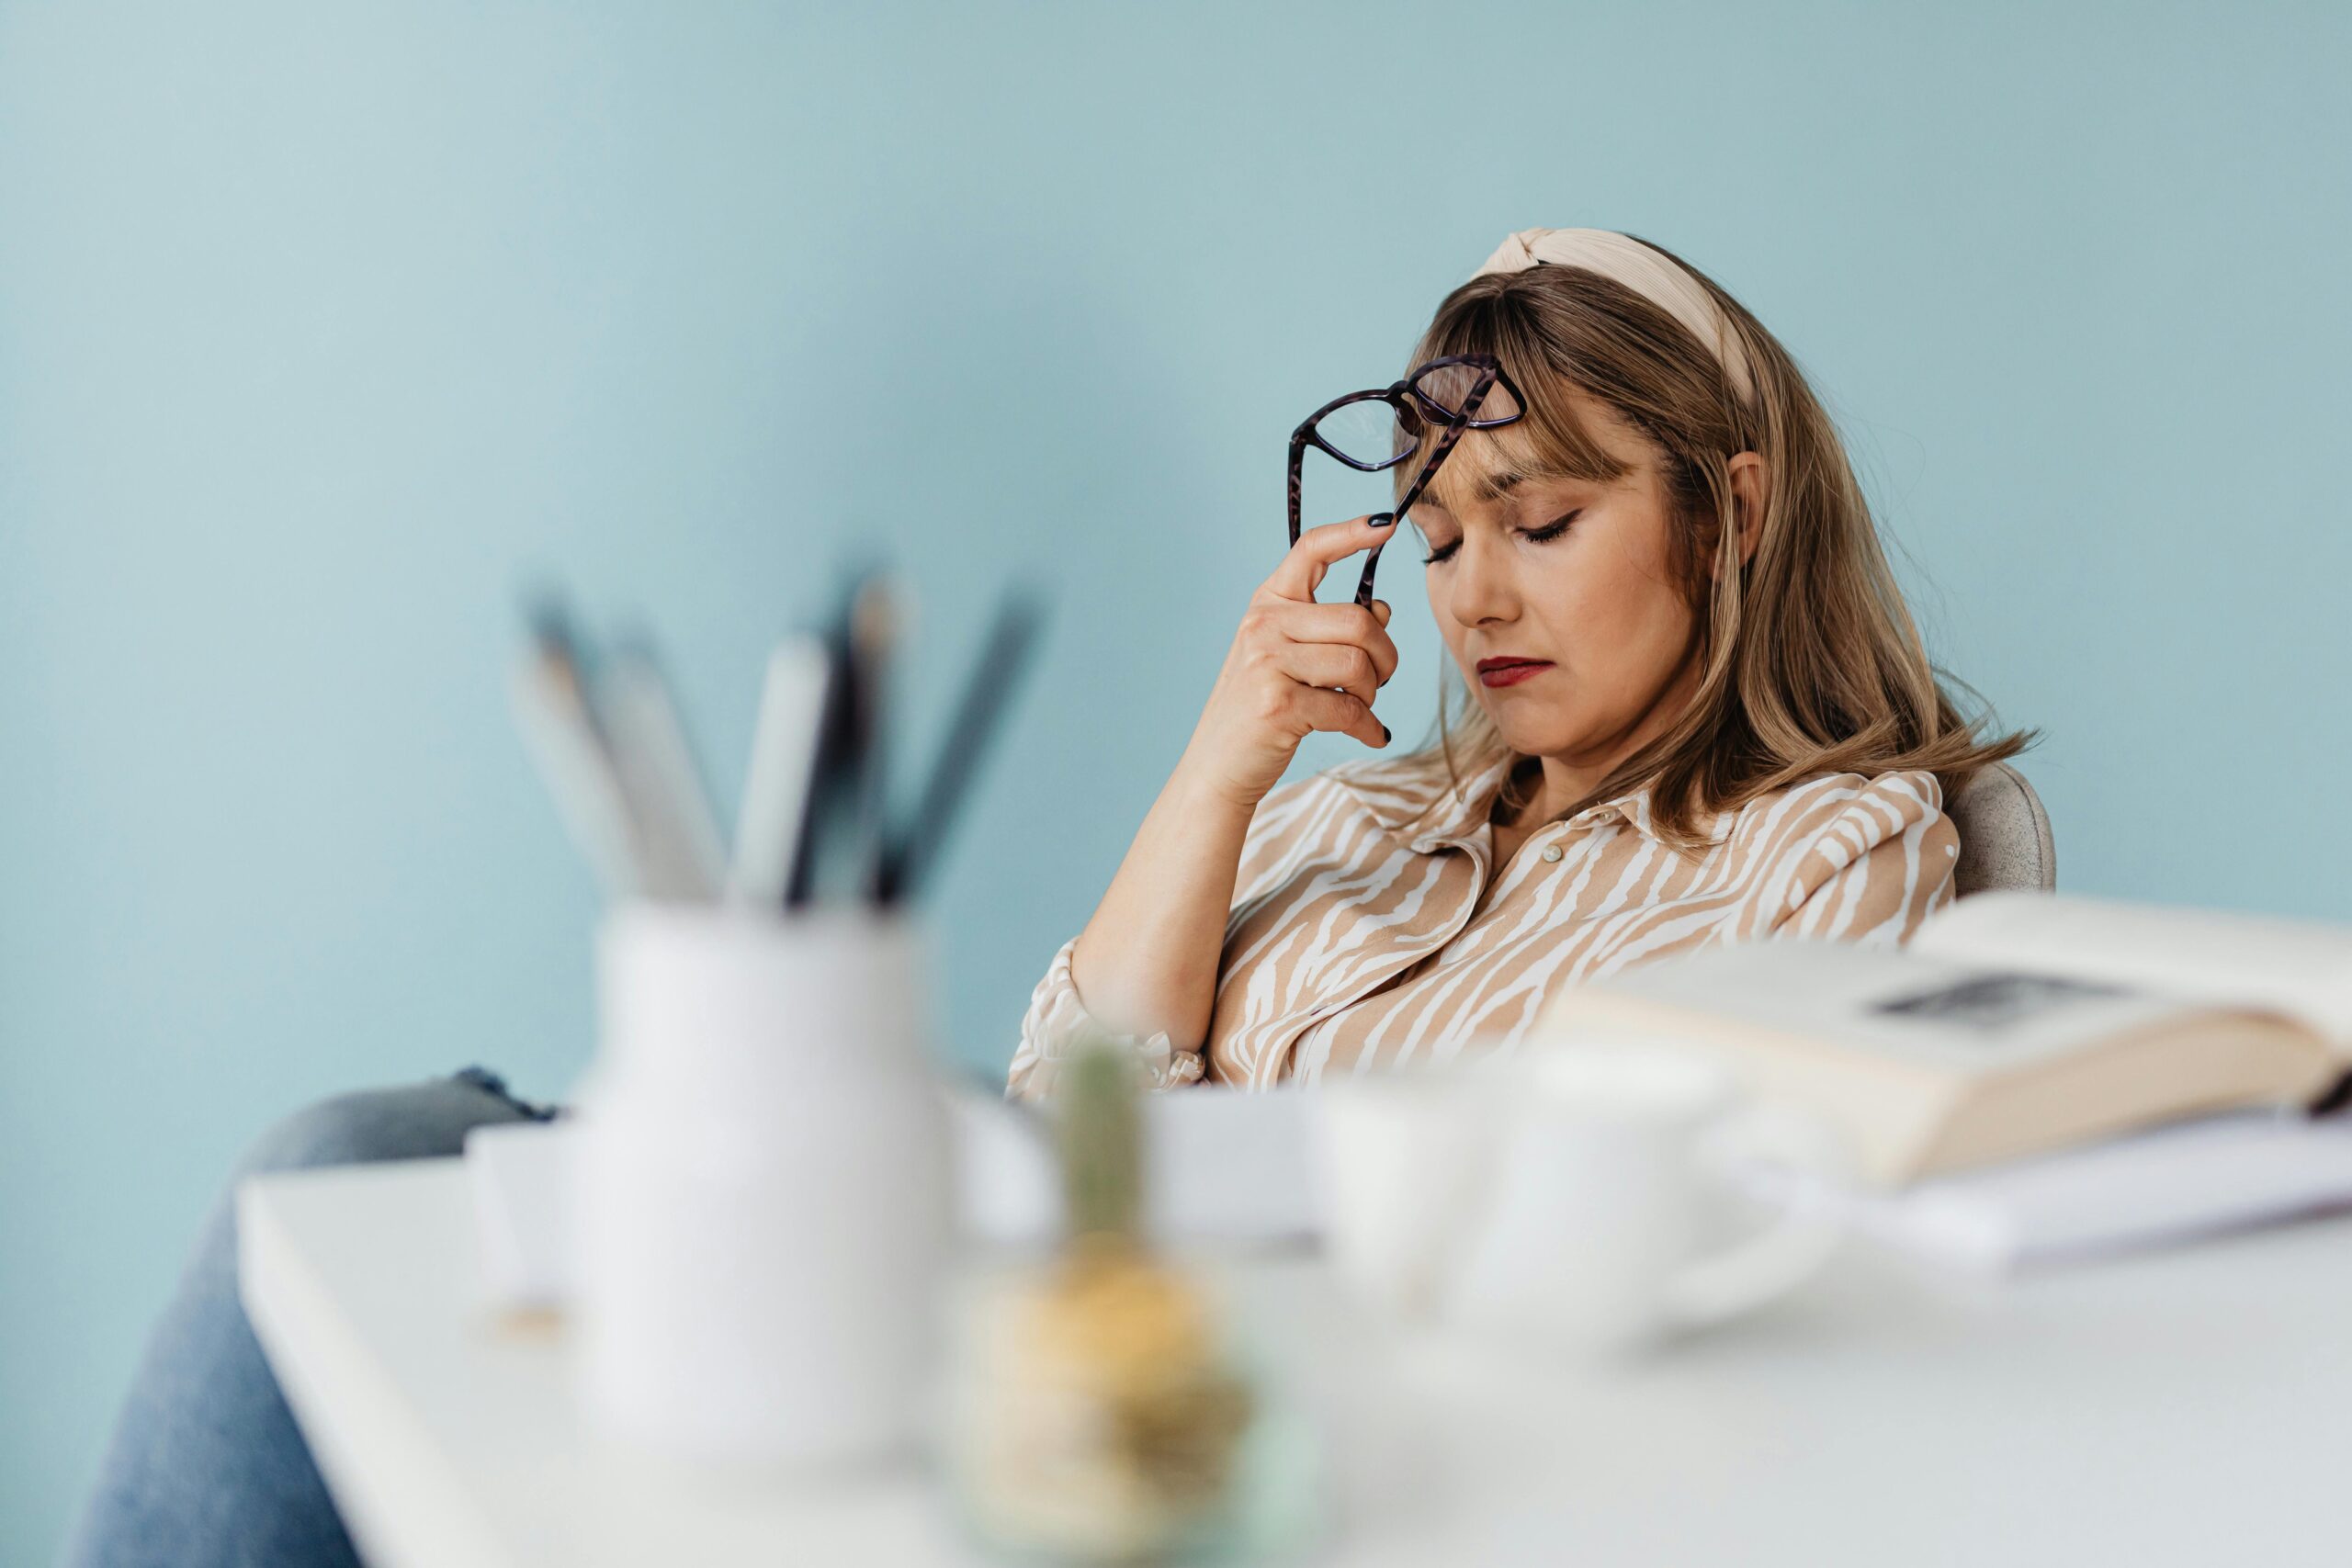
[1329,752,1733,853]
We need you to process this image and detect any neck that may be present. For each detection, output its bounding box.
[1507,649,1703,827]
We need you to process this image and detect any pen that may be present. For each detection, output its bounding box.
[877,587,1046,906]
[783,570,866,909]
[840,573,901,905]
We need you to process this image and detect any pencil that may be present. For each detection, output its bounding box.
[730,634,834,904]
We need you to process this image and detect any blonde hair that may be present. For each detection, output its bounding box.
[1394,233,2030,852]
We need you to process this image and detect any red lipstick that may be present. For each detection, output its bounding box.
[1476,657,1554,689]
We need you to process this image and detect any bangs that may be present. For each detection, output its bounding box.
[1394,282,1632,513]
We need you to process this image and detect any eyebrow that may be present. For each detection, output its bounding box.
[1419,470,1603,534]
[1439,463,1565,510]
[1418,471,1509,518]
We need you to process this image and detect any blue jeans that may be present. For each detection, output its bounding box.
[58,1068,559,1568]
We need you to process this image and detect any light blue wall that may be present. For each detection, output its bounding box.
[4,0,2347,1554]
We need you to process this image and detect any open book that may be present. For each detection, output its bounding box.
[1532,892,2352,1186]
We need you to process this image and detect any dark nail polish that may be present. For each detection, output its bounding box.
[1379,723,1391,744]
[1369,514,1396,528]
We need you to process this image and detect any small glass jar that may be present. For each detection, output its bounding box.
[939,1241,1320,1564]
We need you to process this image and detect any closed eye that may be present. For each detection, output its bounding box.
[1419,509,1580,565]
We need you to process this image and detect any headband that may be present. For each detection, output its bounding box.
[1473,227,1756,405]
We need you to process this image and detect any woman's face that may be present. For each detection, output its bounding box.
[1406,390,1702,770]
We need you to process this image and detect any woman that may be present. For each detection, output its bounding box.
[62,227,2025,1568]
[1010,226,2025,1098]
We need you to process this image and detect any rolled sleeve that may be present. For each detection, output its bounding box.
[1004,935,1207,1101]
[1770,772,1960,948]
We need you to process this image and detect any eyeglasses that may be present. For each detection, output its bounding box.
[1287,353,1527,607]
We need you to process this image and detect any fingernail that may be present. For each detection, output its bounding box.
[1368,515,1395,528]
[1379,723,1391,744]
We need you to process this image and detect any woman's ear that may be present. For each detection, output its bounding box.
[1724,451,1770,570]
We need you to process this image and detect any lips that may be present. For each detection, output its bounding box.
[1476,657,1554,689]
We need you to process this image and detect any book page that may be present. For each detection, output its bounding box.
[1917,893,2352,1045]
[1570,938,2196,1077]
[1733,1109,2352,1273]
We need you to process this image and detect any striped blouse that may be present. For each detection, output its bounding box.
[1006,750,1960,1100]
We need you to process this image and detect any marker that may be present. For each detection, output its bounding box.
[601,637,727,901]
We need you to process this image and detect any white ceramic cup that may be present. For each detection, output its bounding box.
[571,903,951,1471]
[1313,1044,1848,1357]
[1306,1065,1497,1324]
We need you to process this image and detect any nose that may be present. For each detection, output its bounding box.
[1446,527,1520,628]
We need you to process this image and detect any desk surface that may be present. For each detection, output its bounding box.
[241,1158,2352,1568]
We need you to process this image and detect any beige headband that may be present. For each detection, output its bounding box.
[1473,227,1756,405]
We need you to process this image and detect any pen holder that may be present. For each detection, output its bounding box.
[571,902,951,1472]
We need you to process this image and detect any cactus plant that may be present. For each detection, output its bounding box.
[1057,1038,1147,1245]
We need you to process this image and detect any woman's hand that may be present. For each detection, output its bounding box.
[1180,514,1403,809]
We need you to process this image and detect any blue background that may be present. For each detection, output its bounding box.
[3,1,2347,1554]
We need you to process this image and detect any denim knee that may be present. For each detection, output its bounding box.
[235,1068,553,1178]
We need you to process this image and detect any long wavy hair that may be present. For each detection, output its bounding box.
[1393,233,2030,852]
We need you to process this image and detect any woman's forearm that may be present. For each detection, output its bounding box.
[1065,516,1402,1057]
[1068,752,1259,1054]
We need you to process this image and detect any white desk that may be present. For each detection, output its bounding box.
[241,1158,2352,1567]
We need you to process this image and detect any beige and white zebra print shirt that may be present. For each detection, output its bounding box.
[1007,750,1959,1100]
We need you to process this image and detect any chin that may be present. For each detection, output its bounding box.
[1486,716,1586,756]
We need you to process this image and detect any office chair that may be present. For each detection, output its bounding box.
[1947,761,2056,897]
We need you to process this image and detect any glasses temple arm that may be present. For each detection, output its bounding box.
[1353,374,1492,606]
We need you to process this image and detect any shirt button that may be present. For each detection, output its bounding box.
[1540,844,1564,863]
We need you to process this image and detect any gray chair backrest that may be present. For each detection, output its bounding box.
[1947,761,2056,897]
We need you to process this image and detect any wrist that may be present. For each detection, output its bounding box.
[1169,747,1270,818]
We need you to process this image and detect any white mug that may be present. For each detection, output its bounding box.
[1313,1043,1847,1357]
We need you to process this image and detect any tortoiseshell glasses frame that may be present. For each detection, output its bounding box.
[1286,352,1527,607]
